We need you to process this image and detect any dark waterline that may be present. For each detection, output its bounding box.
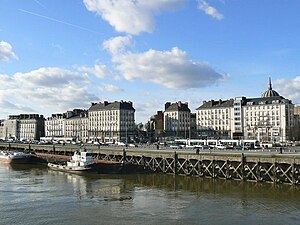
[0,164,300,225]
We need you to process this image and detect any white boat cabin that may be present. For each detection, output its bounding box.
[67,151,94,167]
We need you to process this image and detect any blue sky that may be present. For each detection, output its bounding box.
[1,0,300,123]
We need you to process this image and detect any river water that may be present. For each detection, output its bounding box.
[0,164,300,225]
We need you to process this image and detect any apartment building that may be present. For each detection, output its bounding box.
[88,101,135,143]
[0,114,45,141]
[196,79,294,142]
[65,110,88,143]
[45,113,66,139]
[45,109,88,143]
[164,101,191,139]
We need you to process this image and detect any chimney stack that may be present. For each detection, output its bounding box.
[165,102,171,110]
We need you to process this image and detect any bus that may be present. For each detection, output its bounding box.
[174,139,206,149]
[219,139,239,148]
[174,139,260,150]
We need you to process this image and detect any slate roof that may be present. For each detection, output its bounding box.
[65,114,88,120]
[89,101,135,111]
[242,96,291,105]
[196,95,292,110]
[196,99,234,110]
[165,102,190,112]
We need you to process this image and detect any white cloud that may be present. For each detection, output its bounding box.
[83,0,185,35]
[77,63,113,79]
[14,67,90,87]
[134,100,162,122]
[0,99,34,114]
[0,74,15,88]
[0,40,18,62]
[198,0,224,20]
[100,84,124,93]
[103,35,132,56]
[274,77,300,103]
[104,36,225,89]
[0,67,98,117]
[23,84,96,110]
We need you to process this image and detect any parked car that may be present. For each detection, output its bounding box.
[116,142,126,146]
[169,144,182,149]
[201,145,210,149]
[234,145,243,150]
[185,145,196,149]
[215,144,226,150]
[128,143,137,148]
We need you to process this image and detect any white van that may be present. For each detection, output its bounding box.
[215,144,226,150]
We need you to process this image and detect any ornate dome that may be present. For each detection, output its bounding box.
[261,77,280,98]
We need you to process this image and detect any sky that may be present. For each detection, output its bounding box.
[1,0,300,123]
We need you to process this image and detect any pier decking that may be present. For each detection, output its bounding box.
[1,143,300,185]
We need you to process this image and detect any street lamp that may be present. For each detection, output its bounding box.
[126,123,128,144]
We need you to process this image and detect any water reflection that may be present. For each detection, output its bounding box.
[3,162,300,201]
[1,164,300,225]
[128,173,300,202]
[47,170,132,202]
[1,163,300,203]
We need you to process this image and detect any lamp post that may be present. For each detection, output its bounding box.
[189,122,191,139]
[126,123,128,144]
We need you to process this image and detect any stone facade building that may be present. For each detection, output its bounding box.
[65,110,88,143]
[45,109,88,143]
[196,99,234,139]
[0,114,44,141]
[164,101,191,139]
[153,111,164,140]
[43,101,135,144]
[0,120,4,140]
[88,101,135,143]
[196,79,294,142]
[45,113,66,140]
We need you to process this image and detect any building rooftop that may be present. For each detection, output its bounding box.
[243,95,289,106]
[8,114,44,120]
[196,78,292,110]
[89,101,135,111]
[196,99,234,110]
[164,101,191,112]
[261,77,280,98]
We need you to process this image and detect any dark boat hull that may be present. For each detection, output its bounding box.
[0,155,32,164]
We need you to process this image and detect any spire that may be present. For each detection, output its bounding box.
[261,77,280,98]
[269,77,272,90]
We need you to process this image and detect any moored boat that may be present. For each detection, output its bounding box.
[0,151,32,164]
[47,151,94,173]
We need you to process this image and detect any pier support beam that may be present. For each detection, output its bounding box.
[174,151,178,175]
[241,153,245,181]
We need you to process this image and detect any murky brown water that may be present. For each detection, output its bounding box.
[0,164,300,225]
